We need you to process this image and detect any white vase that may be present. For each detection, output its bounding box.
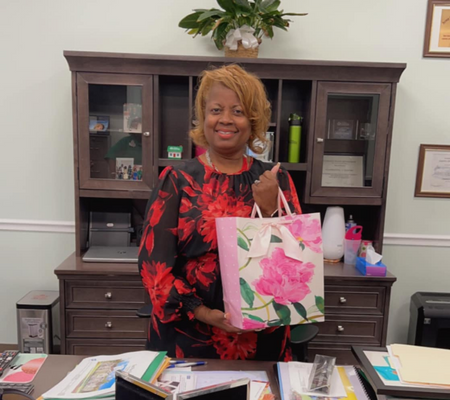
[322,206,345,262]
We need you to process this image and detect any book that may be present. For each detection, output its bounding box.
[0,353,47,383]
[277,362,372,400]
[41,350,168,400]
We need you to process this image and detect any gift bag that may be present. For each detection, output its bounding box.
[216,189,324,330]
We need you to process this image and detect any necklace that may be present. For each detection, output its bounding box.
[205,149,247,172]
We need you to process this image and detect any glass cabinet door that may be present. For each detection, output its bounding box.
[77,73,154,191]
[311,82,391,199]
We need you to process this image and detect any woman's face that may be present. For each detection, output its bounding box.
[203,83,251,155]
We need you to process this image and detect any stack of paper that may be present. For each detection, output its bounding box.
[388,344,450,388]
[41,350,168,400]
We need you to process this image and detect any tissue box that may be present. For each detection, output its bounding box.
[356,257,387,277]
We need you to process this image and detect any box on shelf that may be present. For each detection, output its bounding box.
[356,256,387,277]
[167,145,183,159]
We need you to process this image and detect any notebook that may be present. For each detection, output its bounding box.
[82,246,139,263]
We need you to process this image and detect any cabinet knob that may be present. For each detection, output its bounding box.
[143,132,150,137]
[105,322,112,329]
[337,325,345,332]
[316,138,324,143]
[105,292,112,299]
[339,297,347,304]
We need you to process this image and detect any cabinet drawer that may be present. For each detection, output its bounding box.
[66,339,146,356]
[313,315,383,345]
[325,285,385,315]
[66,310,147,339]
[66,280,146,309]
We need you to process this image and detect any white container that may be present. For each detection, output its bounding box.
[322,206,345,261]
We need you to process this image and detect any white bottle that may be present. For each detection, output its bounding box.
[322,206,346,262]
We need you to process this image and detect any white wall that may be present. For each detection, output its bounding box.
[0,0,449,344]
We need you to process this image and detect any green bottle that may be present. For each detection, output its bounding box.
[288,113,302,163]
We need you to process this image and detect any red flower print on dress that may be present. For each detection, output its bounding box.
[141,260,175,322]
[211,328,257,360]
[176,344,185,358]
[174,279,193,295]
[253,248,315,305]
[185,253,218,288]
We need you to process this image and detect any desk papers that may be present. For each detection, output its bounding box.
[390,344,450,387]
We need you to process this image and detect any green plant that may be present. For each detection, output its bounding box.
[178,0,307,50]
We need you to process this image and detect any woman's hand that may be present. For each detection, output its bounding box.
[194,305,242,333]
[252,163,280,217]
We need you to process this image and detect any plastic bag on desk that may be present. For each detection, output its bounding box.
[307,354,336,394]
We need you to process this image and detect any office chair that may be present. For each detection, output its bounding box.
[290,324,319,362]
[137,304,319,362]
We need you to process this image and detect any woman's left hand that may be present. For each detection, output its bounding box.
[252,163,280,217]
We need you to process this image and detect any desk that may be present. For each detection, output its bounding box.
[28,355,281,399]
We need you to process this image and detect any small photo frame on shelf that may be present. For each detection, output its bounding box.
[89,116,109,132]
[322,154,364,187]
[328,119,357,140]
[423,0,450,57]
[131,165,143,181]
[116,157,134,180]
[415,144,450,198]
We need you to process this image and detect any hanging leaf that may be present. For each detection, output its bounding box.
[238,236,249,251]
[233,0,252,11]
[179,12,203,29]
[270,235,282,243]
[261,0,280,12]
[315,296,325,314]
[198,9,226,22]
[273,301,291,325]
[240,278,255,308]
[217,0,236,13]
[299,241,305,250]
[293,302,308,321]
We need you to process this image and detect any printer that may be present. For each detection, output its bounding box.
[408,292,450,349]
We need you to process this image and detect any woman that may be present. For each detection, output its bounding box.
[138,64,302,361]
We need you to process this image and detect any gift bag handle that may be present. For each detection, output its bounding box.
[251,187,293,219]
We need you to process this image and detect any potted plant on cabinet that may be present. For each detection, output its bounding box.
[178,0,307,58]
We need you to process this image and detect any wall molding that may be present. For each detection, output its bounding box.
[383,233,450,247]
[1,219,449,247]
[0,219,75,233]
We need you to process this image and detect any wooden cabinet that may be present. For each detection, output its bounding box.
[55,254,147,355]
[59,52,403,359]
[56,255,395,362]
[308,264,396,365]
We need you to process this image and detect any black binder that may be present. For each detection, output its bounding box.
[115,371,173,400]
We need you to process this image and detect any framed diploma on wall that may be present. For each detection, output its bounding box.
[423,0,450,57]
[322,155,364,187]
[415,144,450,198]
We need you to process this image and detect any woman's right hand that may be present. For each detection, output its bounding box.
[194,305,242,333]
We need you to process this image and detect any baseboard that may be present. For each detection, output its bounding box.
[1,219,449,248]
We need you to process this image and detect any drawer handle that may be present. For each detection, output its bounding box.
[337,325,345,332]
[339,297,347,303]
[105,292,112,299]
[105,322,112,329]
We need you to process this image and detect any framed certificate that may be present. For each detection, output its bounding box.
[423,0,450,57]
[322,155,364,187]
[415,144,450,198]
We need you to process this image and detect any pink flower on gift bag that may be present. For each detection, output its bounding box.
[242,318,267,330]
[287,215,322,253]
[253,248,315,305]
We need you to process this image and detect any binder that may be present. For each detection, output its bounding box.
[276,362,373,400]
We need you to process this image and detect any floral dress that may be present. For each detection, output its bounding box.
[138,157,302,360]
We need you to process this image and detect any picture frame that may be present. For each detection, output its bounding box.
[89,115,110,132]
[415,144,450,198]
[322,154,365,187]
[423,0,450,58]
[327,119,357,140]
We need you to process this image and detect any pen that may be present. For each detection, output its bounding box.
[168,361,207,368]
[169,360,187,364]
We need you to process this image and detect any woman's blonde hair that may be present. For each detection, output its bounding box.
[190,64,271,154]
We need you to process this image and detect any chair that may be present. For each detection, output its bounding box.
[136,303,153,318]
[290,324,319,362]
